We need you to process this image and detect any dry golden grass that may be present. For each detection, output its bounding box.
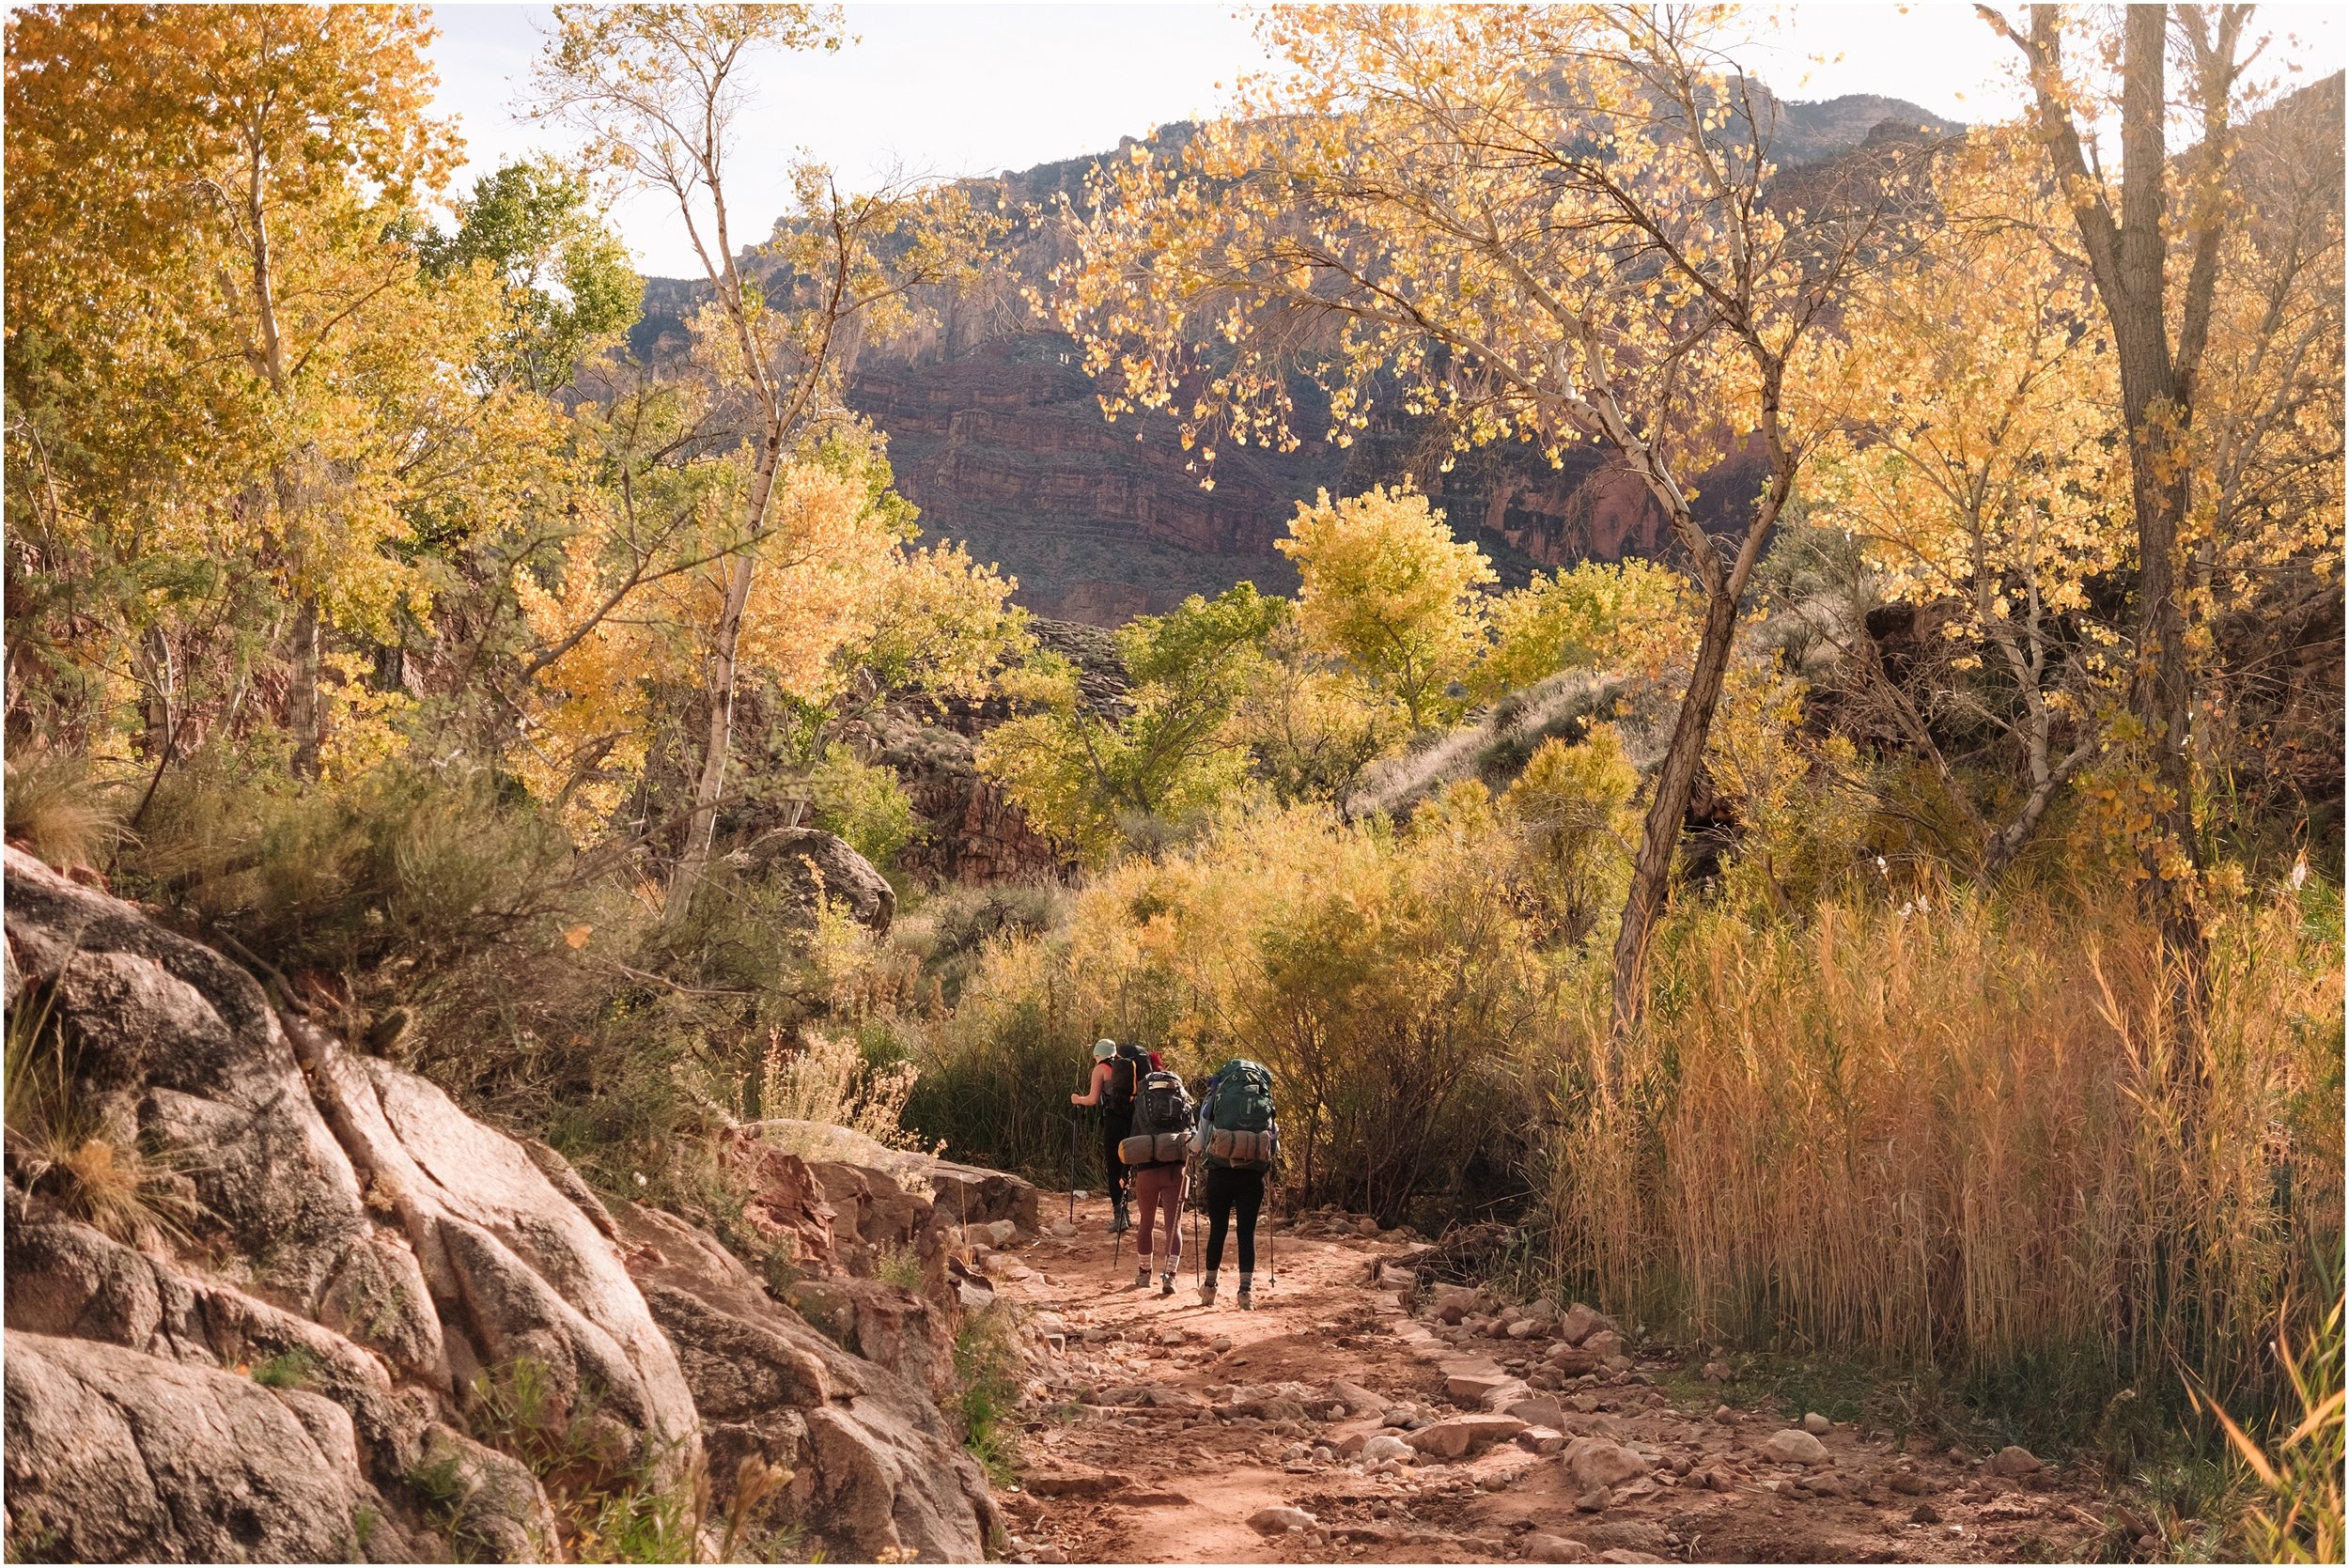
[7,987,199,1249]
[756,1026,926,1153]
[3,748,122,872]
[1542,886,2342,1391]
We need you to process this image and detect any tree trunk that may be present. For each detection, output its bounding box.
[2013,4,2206,976]
[665,430,789,921]
[137,623,176,762]
[287,595,322,781]
[2109,6,2205,979]
[667,558,754,918]
[1607,578,1741,1043]
[1982,761,2076,879]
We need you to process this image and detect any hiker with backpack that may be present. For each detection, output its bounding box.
[1194,1058,1279,1311]
[1070,1037,1150,1235]
[1116,1066,1195,1294]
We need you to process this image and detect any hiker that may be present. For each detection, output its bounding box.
[1116,1065,1195,1294]
[1194,1058,1279,1310]
[1070,1037,1148,1234]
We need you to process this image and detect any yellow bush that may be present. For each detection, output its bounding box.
[912,799,1556,1219]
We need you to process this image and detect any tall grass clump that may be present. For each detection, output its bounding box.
[755,1026,924,1150]
[1541,883,2342,1433]
[4,977,198,1247]
[3,748,124,872]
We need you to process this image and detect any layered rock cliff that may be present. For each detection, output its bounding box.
[634,97,1958,625]
[876,619,1127,887]
[1,847,1028,1562]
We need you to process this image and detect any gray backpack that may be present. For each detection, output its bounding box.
[1118,1070,1193,1165]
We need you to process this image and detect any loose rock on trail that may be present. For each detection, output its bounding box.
[975,1196,2108,1564]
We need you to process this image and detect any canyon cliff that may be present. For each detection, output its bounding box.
[635,96,1958,624]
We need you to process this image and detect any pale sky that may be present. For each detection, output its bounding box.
[425,2,2347,279]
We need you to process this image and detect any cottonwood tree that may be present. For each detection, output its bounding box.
[1975,3,2280,962]
[1806,132,2131,877]
[2180,73,2344,844]
[421,158,643,396]
[1233,620,1405,807]
[979,584,1286,861]
[511,424,978,845]
[1052,6,1927,1042]
[535,4,994,913]
[5,5,517,779]
[1277,486,1497,730]
[1479,558,1696,698]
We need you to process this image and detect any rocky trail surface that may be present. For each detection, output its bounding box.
[974,1196,2111,1565]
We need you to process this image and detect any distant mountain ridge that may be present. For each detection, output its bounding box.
[634,93,1962,624]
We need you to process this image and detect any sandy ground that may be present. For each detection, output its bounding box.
[979,1195,2111,1565]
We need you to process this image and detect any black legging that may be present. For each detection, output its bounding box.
[1203,1164,1265,1275]
[1098,1106,1132,1203]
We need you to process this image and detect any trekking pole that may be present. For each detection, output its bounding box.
[1190,1165,1202,1282]
[1066,1113,1079,1227]
[1265,1150,1279,1290]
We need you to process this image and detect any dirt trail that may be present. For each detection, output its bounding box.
[980,1194,2110,1565]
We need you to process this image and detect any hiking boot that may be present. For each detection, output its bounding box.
[1107,1203,1130,1235]
[1130,1266,1150,1290]
[1159,1271,1175,1297]
[1237,1273,1255,1311]
[1198,1275,1218,1306]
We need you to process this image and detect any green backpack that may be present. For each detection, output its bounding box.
[1205,1058,1278,1170]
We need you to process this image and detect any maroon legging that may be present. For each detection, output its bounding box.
[1128,1163,1185,1268]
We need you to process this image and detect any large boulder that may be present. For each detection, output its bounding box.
[2,847,1003,1563]
[1563,1435,1655,1490]
[1762,1427,1830,1467]
[1404,1413,1528,1460]
[809,1157,937,1271]
[3,853,382,1316]
[721,1132,841,1271]
[614,1203,996,1561]
[736,828,896,934]
[747,1119,1043,1237]
[5,1202,430,1478]
[785,1274,955,1399]
[303,1037,700,1471]
[3,1328,428,1563]
[926,1157,1042,1234]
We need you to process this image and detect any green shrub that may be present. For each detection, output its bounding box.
[251,1347,319,1389]
[951,1306,1022,1484]
[117,755,580,980]
[876,1242,926,1293]
[906,799,1547,1219]
[809,749,920,870]
[464,1358,699,1563]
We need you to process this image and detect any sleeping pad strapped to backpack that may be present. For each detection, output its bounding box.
[1205,1058,1278,1169]
[1118,1069,1194,1166]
